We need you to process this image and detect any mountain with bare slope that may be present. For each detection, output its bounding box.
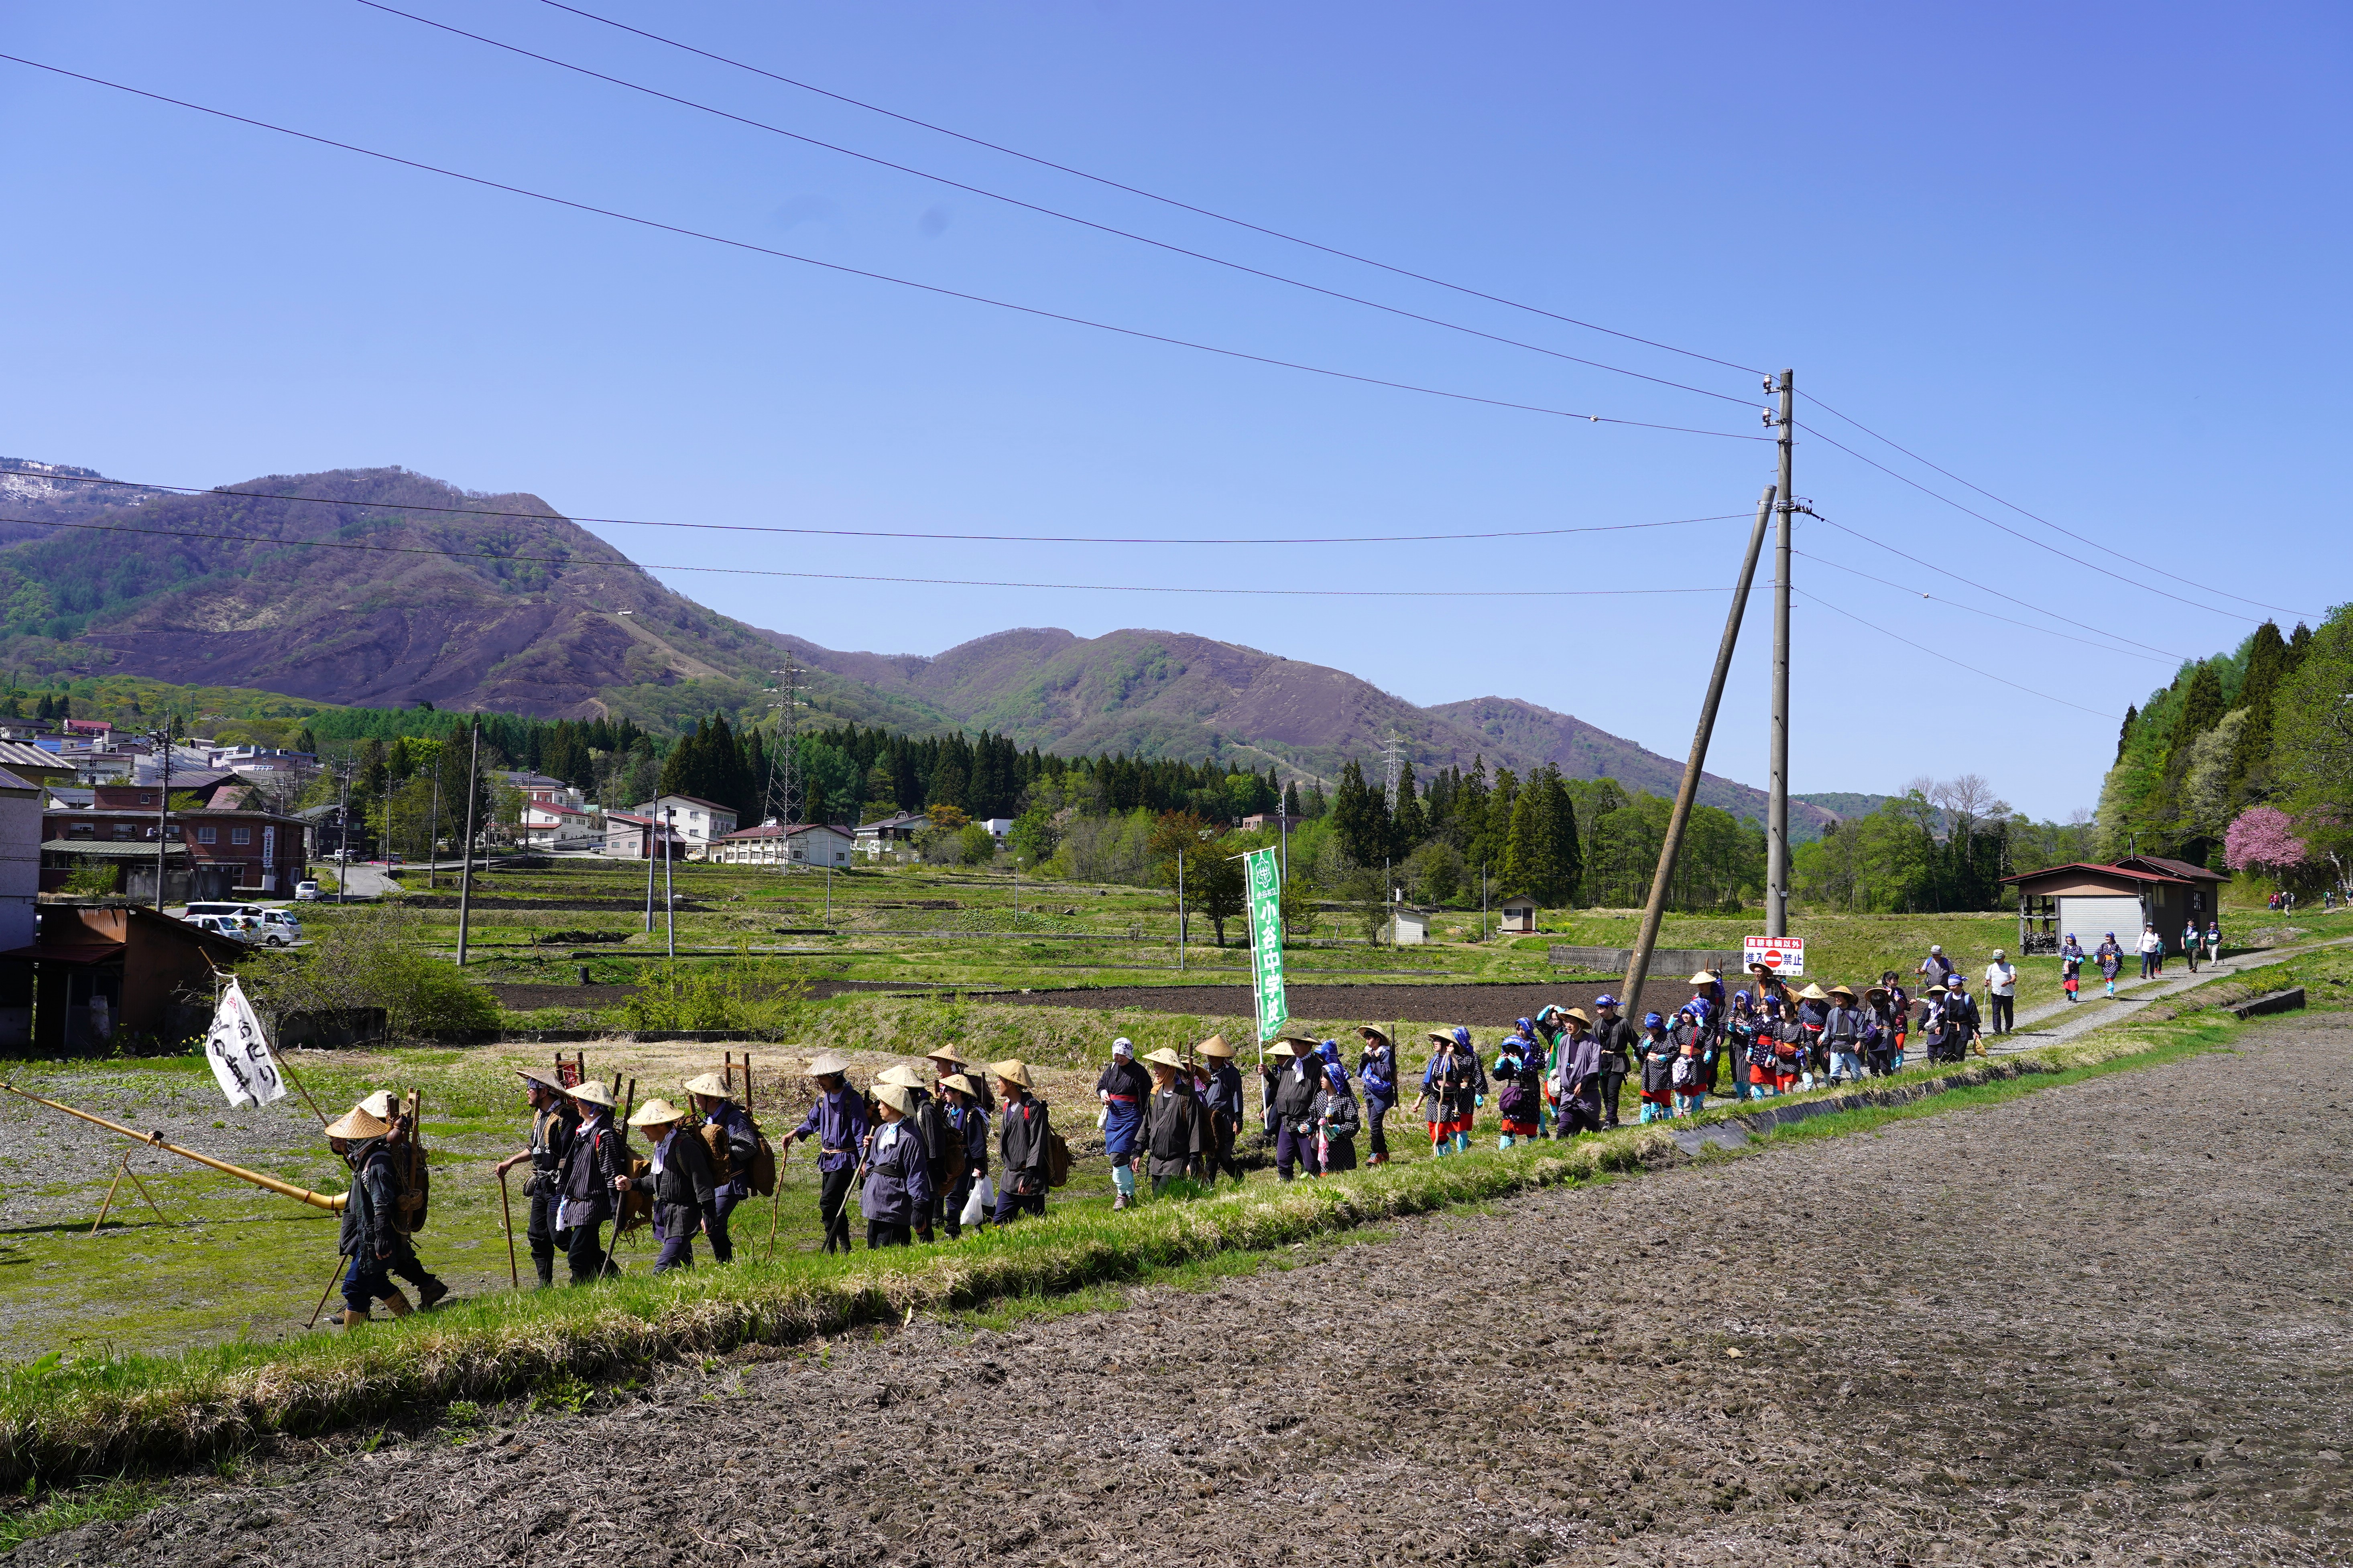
[4,461,1847,833]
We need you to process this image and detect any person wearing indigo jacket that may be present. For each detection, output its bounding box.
[789,1052,870,1255]
[616,1098,718,1273]
[860,1083,934,1249]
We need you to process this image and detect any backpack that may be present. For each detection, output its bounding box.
[697,1122,735,1186]
[1045,1129,1072,1188]
[746,1131,778,1197]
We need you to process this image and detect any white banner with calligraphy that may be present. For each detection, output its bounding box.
[201,977,287,1109]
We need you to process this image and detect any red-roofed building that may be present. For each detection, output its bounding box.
[2000,858,2226,954]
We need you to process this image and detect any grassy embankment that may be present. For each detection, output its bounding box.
[1,941,2345,1503]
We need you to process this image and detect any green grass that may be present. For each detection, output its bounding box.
[0,1478,156,1551]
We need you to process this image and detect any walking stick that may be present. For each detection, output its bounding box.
[498,1166,520,1288]
[305,1254,346,1330]
[766,1140,789,1263]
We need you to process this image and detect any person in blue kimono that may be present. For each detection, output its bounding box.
[1492,1025,1542,1149]
[787,1052,869,1255]
[1354,1026,1400,1166]
[860,1084,934,1249]
[1096,1036,1153,1211]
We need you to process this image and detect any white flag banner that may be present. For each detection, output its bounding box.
[201,977,287,1109]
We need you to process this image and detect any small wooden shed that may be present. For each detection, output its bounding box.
[1390,906,1432,946]
[1496,894,1538,934]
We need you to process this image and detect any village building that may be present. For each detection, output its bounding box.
[1496,894,1539,934]
[1999,856,2228,954]
[854,811,927,859]
[707,821,856,867]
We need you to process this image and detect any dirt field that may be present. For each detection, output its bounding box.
[20,1016,2350,1566]
[999,979,1648,1027]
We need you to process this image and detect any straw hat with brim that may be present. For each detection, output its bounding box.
[325,1107,389,1141]
[1198,1034,1235,1059]
[682,1072,733,1100]
[359,1090,399,1120]
[1926,983,1949,995]
[875,1083,915,1117]
[1424,1030,1456,1046]
[1356,1025,1391,1045]
[805,1052,852,1079]
[1562,1007,1592,1026]
[629,1098,687,1129]
[1267,1041,1299,1059]
[569,1081,616,1109]
[1142,1046,1184,1069]
[515,1067,568,1094]
[876,1065,927,1091]
[1798,983,1830,1001]
[1827,984,1856,998]
[1278,1035,1322,1052]
[925,1043,970,1065]
[1865,985,1890,999]
[1689,970,1718,985]
[939,1072,977,1098]
[990,1059,1032,1089]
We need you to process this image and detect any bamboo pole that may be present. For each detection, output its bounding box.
[0,1083,347,1212]
[498,1166,520,1288]
[89,1151,129,1235]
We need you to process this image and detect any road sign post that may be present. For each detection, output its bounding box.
[1743,935,1807,978]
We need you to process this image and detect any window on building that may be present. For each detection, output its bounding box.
[140,792,155,806]
[197,825,218,843]
[68,821,94,838]
[231,826,251,845]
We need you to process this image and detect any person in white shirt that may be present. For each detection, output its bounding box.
[2136,924,2164,980]
[1983,950,2019,1035]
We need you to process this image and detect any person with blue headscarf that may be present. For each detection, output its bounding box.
[1493,1021,1542,1149]
[1421,1026,1484,1156]
[1095,1037,1151,1211]
[1316,1039,1351,1094]
[1354,1026,1399,1166]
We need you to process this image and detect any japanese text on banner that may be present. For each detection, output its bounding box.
[1244,847,1288,1042]
[201,977,287,1109]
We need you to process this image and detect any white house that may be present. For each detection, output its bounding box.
[981,817,1015,841]
[1389,906,1432,946]
[632,795,738,856]
[604,812,682,859]
[707,821,856,868]
[854,811,927,859]
[519,800,601,851]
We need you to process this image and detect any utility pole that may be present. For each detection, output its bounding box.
[1767,367,1795,939]
[148,723,173,913]
[1176,848,1186,973]
[424,769,441,892]
[335,760,355,907]
[455,719,481,965]
[643,799,659,931]
[662,805,677,959]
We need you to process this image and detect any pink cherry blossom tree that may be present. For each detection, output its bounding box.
[2223,806,2307,875]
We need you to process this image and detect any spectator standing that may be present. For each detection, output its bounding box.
[1983,950,2019,1035]
[2206,920,2222,965]
[1591,996,1636,1129]
[2137,923,2164,979]
[1917,944,1955,990]
[2181,919,2202,974]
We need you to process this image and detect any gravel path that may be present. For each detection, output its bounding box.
[20,1016,2351,1566]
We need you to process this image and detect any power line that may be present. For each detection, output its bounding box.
[0,52,1765,446]
[1799,507,2182,660]
[16,471,1750,546]
[8,514,1763,599]
[1793,587,2119,721]
[537,0,1769,381]
[355,0,1758,412]
[1804,390,2310,620]
[1796,419,2311,624]
[1793,549,2178,664]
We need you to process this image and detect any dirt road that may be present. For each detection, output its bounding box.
[23,1018,2350,1565]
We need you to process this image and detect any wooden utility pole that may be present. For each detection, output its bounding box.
[1622,485,1777,1018]
[1767,368,1795,939]
[455,719,482,965]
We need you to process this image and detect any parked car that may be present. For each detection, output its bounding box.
[293,880,321,901]
[187,902,264,921]
[188,914,256,943]
[252,910,302,946]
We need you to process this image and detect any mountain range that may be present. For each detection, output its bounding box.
[0,461,1848,835]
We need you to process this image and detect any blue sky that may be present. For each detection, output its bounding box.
[3,1,2346,818]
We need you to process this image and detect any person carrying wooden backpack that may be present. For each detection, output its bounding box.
[991,1059,1055,1224]
[684,1072,765,1263]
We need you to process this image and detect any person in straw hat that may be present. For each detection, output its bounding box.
[1263,1037,1324,1180]
[787,1052,869,1255]
[860,1083,934,1249]
[496,1068,578,1289]
[1822,984,1867,1087]
[556,1078,628,1284]
[1353,1026,1400,1166]
[352,1089,446,1309]
[936,1072,990,1238]
[1137,1047,1205,1197]
[1096,1037,1152,1211]
[683,1072,759,1264]
[1590,995,1636,1129]
[614,1098,718,1273]
[990,1060,1051,1225]
[927,1042,993,1112]
[1195,1035,1245,1186]
[874,1064,951,1240]
[1548,1007,1602,1136]
[327,1103,408,1326]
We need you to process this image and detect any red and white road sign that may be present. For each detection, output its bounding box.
[1742,936,1806,977]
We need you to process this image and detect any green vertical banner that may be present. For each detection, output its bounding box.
[1245,847,1289,1042]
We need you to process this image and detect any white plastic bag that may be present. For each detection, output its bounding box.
[960,1176,995,1227]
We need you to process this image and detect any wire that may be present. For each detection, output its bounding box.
[13,471,1750,546]
[0,53,1765,445]
[1793,549,2178,664]
[354,0,1757,411]
[1804,390,2312,620]
[536,0,1769,381]
[1800,509,2187,661]
[1793,588,2119,720]
[1796,420,2310,624]
[8,514,1763,599]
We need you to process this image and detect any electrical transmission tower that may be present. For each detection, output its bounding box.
[1383,728,1403,806]
[762,656,806,869]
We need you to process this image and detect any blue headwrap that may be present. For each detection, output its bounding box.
[1317,1039,1350,1091]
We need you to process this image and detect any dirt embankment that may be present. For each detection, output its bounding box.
[22,1017,2351,1566]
